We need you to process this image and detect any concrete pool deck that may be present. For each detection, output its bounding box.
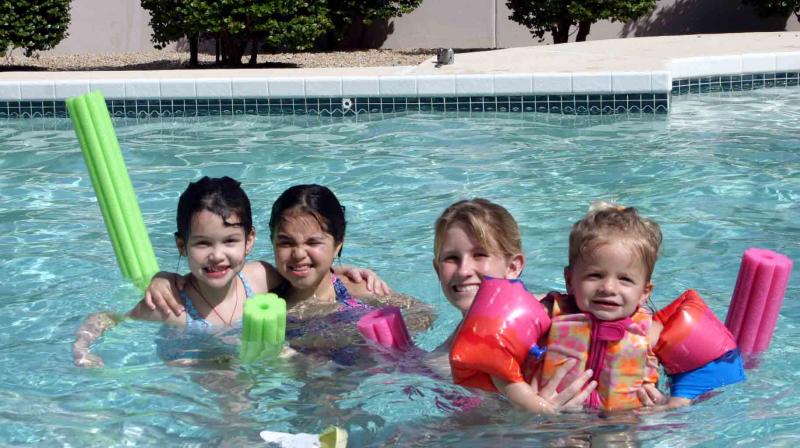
[0,32,799,104]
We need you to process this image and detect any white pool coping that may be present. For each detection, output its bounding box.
[1,32,799,100]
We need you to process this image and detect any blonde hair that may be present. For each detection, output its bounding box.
[433,198,522,262]
[568,201,662,281]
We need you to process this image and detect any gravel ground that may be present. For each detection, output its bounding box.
[0,48,434,71]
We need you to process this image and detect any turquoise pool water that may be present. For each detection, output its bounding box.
[1,88,798,446]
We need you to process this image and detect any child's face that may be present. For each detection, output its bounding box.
[434,222,523,315]
[272,211,342,293]
[182,210,254,289]
[565,240,652,321]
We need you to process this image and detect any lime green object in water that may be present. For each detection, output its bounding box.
[66,91,159,291]
[240,293,287,363]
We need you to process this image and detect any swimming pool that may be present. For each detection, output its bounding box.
[1,87,798,446]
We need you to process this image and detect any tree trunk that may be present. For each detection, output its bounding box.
[249,37,258,65]
[189,33,198,67]
[552,20,571,44]
[576,20,591,42]
[215,35,220,64]
[223,36,246,66]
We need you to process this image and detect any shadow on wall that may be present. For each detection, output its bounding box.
[173,20,394,53]
[622,0,791,36]
[333,20,394,49]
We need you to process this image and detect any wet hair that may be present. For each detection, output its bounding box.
[268,184,346,255]
[433,198,522,262]
[568,201,662,281]
[175,176,252,240]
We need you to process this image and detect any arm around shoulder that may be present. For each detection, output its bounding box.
[354,286,437,334]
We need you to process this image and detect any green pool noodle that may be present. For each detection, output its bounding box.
[85,94,159,283]
[66,91,156,289]
[240,293,287,363]
[67,94,131,279]
[66,91,159,291]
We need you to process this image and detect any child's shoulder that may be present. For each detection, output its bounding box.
[241,261,280,294]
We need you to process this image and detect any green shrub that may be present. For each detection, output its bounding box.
[325,0,423,48]
[140,0,331,66]
[507,0,656,44]
[0,0,71,57]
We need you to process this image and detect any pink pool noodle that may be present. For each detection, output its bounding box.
[357,307,412,350]
[725,248,793,354]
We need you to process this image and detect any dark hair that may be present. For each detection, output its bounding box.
[268,184,346,253]
[175,176,252,240]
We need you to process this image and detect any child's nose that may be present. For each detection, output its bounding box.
[209,245,225,262]
[291,246,307,259]
[457,258,475,276]
[599,277,618,293]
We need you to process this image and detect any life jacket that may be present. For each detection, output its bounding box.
[537,292,659,411]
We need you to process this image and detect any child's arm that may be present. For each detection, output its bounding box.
[652,290,746,408]
[491,359,597,414]
[336,265,392,296]
[72,300,177,368]
[142,261,391,316]
[356,291,437,333]
[72,312,121,367]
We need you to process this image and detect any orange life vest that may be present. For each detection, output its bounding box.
[537,292,659,411]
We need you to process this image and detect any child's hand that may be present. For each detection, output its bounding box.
[74,351,105,368]
[143,272,185,316]
[530,359,597,412]
[638,383,667,407]
[340,266,392,296]
[279,346,298,359]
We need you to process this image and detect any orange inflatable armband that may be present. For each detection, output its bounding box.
[654,289,737,374]
[450,277,551,392]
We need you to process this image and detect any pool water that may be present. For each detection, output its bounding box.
[1,88,798,446]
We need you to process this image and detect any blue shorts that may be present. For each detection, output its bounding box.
[669,349,746,400]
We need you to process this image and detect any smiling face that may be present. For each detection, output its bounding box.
[272,209,342,295]
[433,222,523,314]
[180,209,254,290]
[566,239,652,322]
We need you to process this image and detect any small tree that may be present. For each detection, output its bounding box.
[324,0,423,48]
[741,0,800,20]
[140,0,208,66]
[507,0,656,44]
[0,0,71,57]
[140,0,331,67]
[222,0,332,64]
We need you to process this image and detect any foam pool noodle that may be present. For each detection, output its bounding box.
[66,91,159,291]
[725,248,793,356]
[357,306,412,350]
[240,293,286,363]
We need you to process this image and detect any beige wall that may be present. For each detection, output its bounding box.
[382,0,800,48]
[47,0,155,54]
[47,0,800,54]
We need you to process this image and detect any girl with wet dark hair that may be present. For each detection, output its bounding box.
[145,183,435,363]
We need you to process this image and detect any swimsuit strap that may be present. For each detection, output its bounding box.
[180,289,212,331]
[331,272,370,309]
[237,271,254,298]
[331,272,354,303]
[182,273,250,331]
